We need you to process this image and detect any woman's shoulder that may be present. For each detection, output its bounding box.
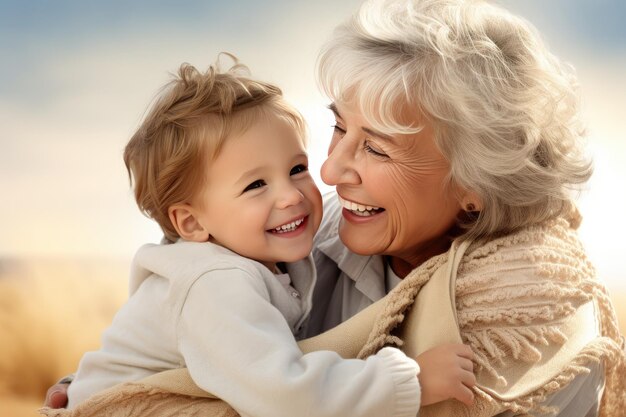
[454,215,598,392]
[458,214,588,282]
[456,214,592,311]
[451,213,626,416]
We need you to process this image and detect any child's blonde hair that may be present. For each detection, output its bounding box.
[124,55,307,241]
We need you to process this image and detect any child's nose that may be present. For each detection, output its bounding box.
[276,184,305,209]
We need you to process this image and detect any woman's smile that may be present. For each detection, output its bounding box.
[337,195,385,217]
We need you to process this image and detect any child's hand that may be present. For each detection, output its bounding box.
[44,380,70,408]
[415,343,476,407]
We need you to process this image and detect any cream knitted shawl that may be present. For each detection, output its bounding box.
[41,214,625,417]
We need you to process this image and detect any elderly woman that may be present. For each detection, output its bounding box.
[44,0,624,416]
[306,1,625,416]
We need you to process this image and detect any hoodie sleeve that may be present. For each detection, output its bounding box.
[177,267,420,417]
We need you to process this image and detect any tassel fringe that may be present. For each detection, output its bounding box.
[356,215,626,416]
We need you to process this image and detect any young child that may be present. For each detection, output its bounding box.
[66,57,475,417]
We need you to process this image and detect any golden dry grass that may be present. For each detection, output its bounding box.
[0,258,624,417]
[0,396,43,417]
[0,258,128,416]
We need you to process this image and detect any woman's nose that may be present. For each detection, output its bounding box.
[276,183,305,209]
[320,137,361,186]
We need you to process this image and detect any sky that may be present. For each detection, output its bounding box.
[1,0,625,288]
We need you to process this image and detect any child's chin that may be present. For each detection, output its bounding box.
[282,247,312,263]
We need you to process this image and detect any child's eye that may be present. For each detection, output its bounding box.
[290,164,308,176]
[243,179,266,192]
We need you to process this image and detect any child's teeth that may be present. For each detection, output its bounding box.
[273,218,304,233]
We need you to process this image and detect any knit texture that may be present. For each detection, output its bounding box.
[40,383,237,417]
[358,214,625,417]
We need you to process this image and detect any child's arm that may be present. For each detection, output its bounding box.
[179,268,421,417]
[416,343,476,406]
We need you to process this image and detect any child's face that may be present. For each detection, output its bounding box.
[193,115,323,270]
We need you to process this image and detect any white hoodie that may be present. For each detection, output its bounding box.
[68,240,421,417]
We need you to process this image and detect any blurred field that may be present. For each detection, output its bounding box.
[0,258,624,417]
[0,258,128,417]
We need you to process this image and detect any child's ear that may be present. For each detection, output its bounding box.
[168,204,210,242]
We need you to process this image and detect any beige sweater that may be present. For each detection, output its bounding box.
[41,214,625,417]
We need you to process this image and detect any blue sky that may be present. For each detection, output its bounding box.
[2,0,624,51]
[1,0,625,287]
[500,0,626,51]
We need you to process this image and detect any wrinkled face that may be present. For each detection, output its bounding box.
[321,101,462,269]
[194,116,323,271]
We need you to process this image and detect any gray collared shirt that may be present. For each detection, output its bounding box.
[304,193,385,337]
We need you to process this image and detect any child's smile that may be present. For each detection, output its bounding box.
[268,215,307,234]
[192,113,323,271]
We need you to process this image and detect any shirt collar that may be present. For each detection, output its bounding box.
[316,230,386,302]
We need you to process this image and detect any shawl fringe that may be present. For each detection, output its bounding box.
[357,216,626,416]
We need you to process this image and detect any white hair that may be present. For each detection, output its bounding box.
[318,0,592,238]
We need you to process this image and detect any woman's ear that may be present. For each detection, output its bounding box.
[461,191,483,212]
[168,204,210,242]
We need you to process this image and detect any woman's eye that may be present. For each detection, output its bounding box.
[332,124,346,135]
[290,164,308,176]
[364,142,388,158]
[243,179,266,193]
